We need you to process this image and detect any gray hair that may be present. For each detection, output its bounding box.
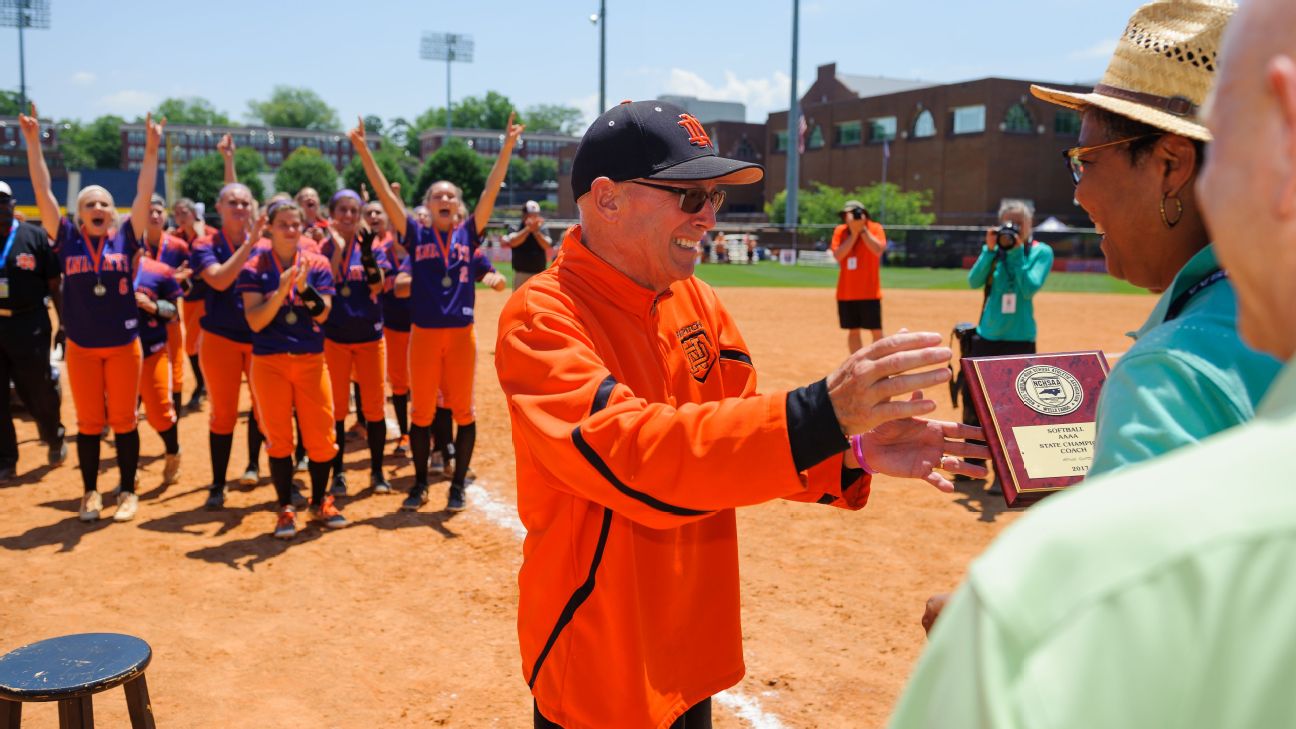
[998,199,1035,224]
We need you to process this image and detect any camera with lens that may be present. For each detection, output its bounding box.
[850,209,865,220]
[995,221,1020,249]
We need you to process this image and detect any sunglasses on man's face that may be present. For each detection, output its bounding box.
[629,180,725,214]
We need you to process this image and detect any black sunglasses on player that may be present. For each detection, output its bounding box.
[629,180,725,214]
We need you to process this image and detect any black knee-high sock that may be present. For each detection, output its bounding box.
[332,421,346,478]
[452,422,475,486]
[117,429,140,493]
[210,432,233,487]
[76,432,101,493]
[353,382,365,428]
[269,456,294,507]
[392,394,409,437]
[159,424,180,455]
[189,354,205,392]
[432,407,453,458]
[367,421,385,474]
[171,392,183,417]
[246,416,263,469]
[308,459,331,506]
[294,416,306,462]
[410,424,431,486]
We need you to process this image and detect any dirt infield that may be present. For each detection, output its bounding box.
[0,285,1152,728]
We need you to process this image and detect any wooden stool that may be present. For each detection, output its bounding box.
[0,633,155,728]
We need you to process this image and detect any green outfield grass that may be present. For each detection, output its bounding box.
[486,260,1148,294]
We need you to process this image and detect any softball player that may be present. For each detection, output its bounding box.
[321,190,392,495]
[191,182,265,509]
[380,227,411,458]
[20,106,161,523]
[134,256,183,485]
[170,197,207,411]
[142,194,191,416]
[349,113,522,512]
[238,200,344,539]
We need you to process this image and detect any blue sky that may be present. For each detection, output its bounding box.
[3,0,1135,129]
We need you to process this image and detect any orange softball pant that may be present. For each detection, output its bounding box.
[250,353,336,462]
[66,339,142,436]
[324,338,387,424]
[183,299,204,357]
[409,324,475,428]
[166,317,184,393]
[383,327,410,396]
[199,330,254,435]
[139,349,177,434]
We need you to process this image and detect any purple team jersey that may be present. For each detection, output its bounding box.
[236,246,335,356]
[134,257,181,356]
[54,217,141,348]
[400,214,481,329]
[379,236,411,333]
[191,231,256,344]
[320,233,390,344]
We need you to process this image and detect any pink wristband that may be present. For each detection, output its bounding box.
[849,435,875,475]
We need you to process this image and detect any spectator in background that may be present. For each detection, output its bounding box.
[502,200,553,291]
[959,199,1052,492]
[832,200,887,353]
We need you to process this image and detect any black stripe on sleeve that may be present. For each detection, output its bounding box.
[719,349,753,366]
[592,374,617,413]
[528,507,613,688]
[787,378,849,472]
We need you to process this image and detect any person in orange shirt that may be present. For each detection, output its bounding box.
[831,200,887,353]
[496,100,988,729]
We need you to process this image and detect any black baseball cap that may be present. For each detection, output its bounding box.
[570,100,764,201]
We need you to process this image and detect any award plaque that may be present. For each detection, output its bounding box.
[962,351,1110,507]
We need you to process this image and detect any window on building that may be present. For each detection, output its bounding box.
[1055,109,1081,136]
[734,138,760,161]
[774,130,788,152]
[952,105,986,135]
[807,124,824,150]
[1002,103,1034,134]
[868,116,897,143]
[835,121,862,146]
[911,110,936,138]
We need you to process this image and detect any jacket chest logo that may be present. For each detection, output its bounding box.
[15,253,35,271]
[676,320,716,383]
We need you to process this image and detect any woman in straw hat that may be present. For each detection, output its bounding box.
[1031,0,1279,477]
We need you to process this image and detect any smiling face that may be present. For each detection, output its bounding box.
[295,188,321,222]
[414,206,433,228]
[423,182,460,230]
[147,202,167,235]
[217,184,254,231]
[173,203,196,231]
[585,178,718,292]
[363,202,388,235]
[77,187,115,236]
[268,205,303,248]
[330,196,361,238]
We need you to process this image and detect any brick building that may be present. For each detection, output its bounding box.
[118,122,378,172]
[417,128,579,163]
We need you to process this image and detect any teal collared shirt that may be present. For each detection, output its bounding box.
[1088,244,1281,477]
[889,356,1296,729]
[968,241,1054,342]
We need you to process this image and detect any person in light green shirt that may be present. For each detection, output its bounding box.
[891,1,1296,726]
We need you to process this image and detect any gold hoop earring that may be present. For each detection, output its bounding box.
[1161,194,1183,228]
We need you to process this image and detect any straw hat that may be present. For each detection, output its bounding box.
[1031,0,1235,142]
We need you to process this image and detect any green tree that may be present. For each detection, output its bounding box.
[275,147,338,201]
[508,156,532,187]
[523,104,584,135]
[527,157,559,185]
[343,141,411,204]
[179,148,266,207]
[246,86,340,131]
[0,90,23,116]
[765,182,934,234]
[414,139,485,208]
[60,115,125,169]
[153,97,233,126]
[406,90,517,156]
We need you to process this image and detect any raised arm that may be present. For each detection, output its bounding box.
[130,114,165,237]
[18,103,60,239]
[218,134,237,184]
[474,113,525,234]
[347,117,407,238]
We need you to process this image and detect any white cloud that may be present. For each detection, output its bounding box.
[71,71,96,86]
[95,90,162,117]
[1068,39,1118,61]
[569,92,600,130]
[661,69,794,122]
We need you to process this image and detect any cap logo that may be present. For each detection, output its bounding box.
[677,114,712,148]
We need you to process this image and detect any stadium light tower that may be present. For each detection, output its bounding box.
[589,1,605,115]
[420,32,474,140]
[0,0,51,113]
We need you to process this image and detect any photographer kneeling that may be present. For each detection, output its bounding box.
[961,200,1053,491]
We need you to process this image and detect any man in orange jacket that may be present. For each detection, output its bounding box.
[496,100,989,729]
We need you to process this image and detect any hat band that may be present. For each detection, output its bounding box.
[1093,84,1199,118]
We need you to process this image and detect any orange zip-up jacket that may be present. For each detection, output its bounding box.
[496,226,871,729]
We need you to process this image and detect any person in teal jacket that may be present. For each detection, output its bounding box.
[960,199,1053,491]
